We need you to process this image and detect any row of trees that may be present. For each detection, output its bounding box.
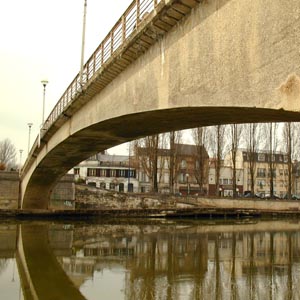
[132,122,300,199]
[0,139,17,171]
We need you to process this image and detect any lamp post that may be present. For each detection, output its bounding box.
[41,80,48,125]
[27,123,33,155]
[19,149,23,174]
[186,173,189,196]
[80,0,87,86]
[128,143,131,193]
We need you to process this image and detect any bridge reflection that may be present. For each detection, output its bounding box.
[1,220,300,299]
[16,224,85,300]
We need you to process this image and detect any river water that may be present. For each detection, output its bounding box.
[1,218,300,300]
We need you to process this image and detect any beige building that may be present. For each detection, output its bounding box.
[222,149,292,198]
[208,149,297,198]
[241,150,290,198]
[208,161,244,197]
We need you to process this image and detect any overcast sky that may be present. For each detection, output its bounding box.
[0,0,136,162]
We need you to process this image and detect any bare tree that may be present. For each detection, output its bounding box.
[0,139,17,170]
[208,125,227,196]
[167,131,182,194]
[192,127,209,194]
[282,122,300,199]
[243,123,261,195]
[265,122,279,197]
[229,124,243,198]
[135,134,161,192]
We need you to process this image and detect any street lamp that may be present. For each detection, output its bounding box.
[128,143,131,193]
[80,0,87,86]
[19,149,23,174]
[41,79,48,125]
[186,173,189,196]
[27,123,33,155]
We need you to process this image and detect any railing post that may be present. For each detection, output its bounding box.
[122,15,126,43]
[86,62,89,81]
[70,84,73,101]
[101,43,104,66]
[110,31,114,56]
[93,53,96,75]
[136,0,140,28]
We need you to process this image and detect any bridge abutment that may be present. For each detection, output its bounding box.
[0,172,75,210]
[0,171,19,209]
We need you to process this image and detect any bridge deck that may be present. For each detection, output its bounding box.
[22,0,201,178]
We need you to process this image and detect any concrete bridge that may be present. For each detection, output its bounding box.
[20,0,300,209]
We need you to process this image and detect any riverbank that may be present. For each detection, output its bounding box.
[1,205,300,219]
[2,184,300,219]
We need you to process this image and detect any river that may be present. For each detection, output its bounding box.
[0,218,300,300]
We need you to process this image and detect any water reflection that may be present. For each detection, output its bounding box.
[2,219,300,299]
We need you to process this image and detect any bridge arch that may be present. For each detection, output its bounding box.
[21,0,300,209]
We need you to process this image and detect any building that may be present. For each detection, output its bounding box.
[212,149,293,198]
[73,152,139,193]
[135,143,209,195]
[292,161,300,196]
[241,150,290,198]
[72,146,299,198]
[208,159,244,197]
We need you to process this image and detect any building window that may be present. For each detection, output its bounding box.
[99,169,106,177]
[119,169,126,177]
[258,154,265,161]
[109,183,115,190]
[181,160,187,169]
[74,168,80,175]
[257,180,265,188]
[257,168,266,177]
[268,170,277,178]
[164,173,169,184]
[179,173,185,183]
[87,168,97,176]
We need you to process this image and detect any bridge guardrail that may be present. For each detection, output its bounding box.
[42,0,162,133]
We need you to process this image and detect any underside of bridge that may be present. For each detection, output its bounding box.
[21,0,300,209]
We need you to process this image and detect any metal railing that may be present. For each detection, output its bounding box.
[42,0,161,133]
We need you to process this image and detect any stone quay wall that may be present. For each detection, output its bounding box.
[0,171,19,209]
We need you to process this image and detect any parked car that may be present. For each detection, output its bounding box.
[253,192,264,199]
[263,193,281,200]
[243,191,252,198]
[243,192,263,199]
[283,194,300,200]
